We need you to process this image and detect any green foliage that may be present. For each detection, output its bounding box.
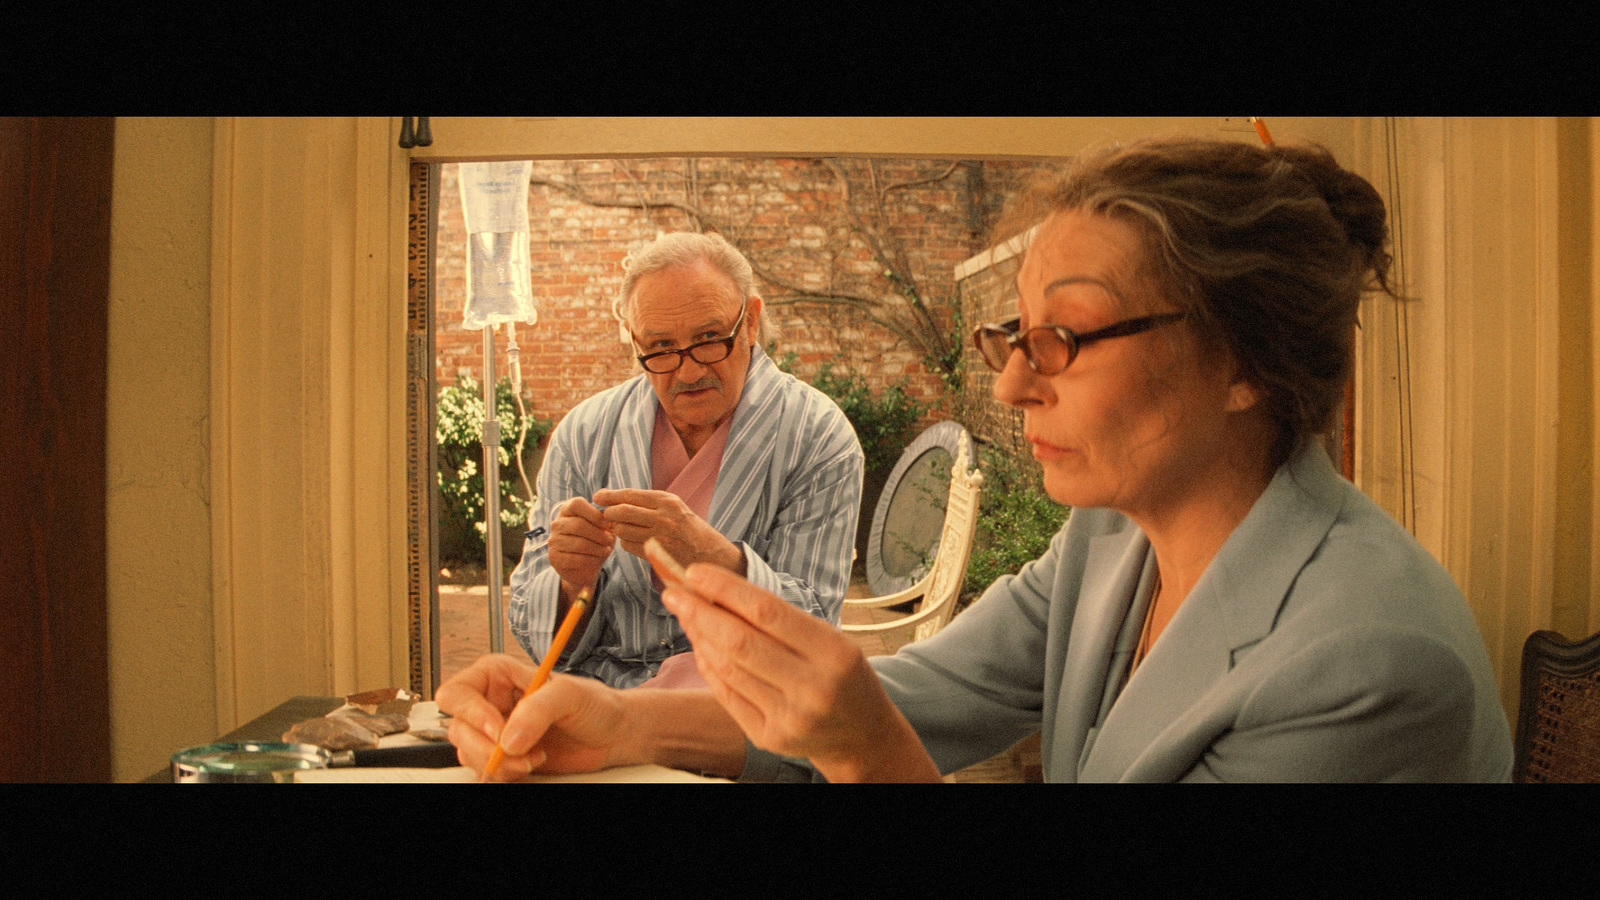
[809,361,930,475]
[924,304,966,399]
[436,375,554,563]
[773,350,931,475]
[962,445,1070,604]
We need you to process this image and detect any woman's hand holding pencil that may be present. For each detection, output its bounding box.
[437,585,632,782]
[437,651,630,781]
[434,540,775,783]
[474,587,591,781]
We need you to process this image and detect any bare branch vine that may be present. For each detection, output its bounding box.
[819,159,958,368]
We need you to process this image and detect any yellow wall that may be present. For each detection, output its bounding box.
[106,117,1600,780]
[1352,118,1600,719]
[207,118,412,740]
[107,117,217,779]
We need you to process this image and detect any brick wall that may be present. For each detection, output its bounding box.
[432,157,1047,435]
[955,239,1030,462]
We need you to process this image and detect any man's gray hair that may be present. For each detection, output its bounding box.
[614,231,774,346]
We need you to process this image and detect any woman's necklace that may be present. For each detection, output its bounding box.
[1130,570,1160,675]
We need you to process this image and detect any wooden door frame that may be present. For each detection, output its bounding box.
[0,117,114,782]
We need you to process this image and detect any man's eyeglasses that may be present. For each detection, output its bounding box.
[971,312,1187,376]
[631,301,748,374]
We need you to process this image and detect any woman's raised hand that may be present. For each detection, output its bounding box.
[655,556,941,783]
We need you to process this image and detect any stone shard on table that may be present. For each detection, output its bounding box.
[283,715,381,751]
[344,687,418,716]
[330,710,411,737]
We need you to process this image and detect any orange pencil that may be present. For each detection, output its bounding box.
[1250,117,1275,147]
[479,586,591,782]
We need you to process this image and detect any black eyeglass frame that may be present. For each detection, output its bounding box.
[630,300,749,374]
[971,312,1187,376]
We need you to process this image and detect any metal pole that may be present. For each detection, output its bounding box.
[481,325,504,653]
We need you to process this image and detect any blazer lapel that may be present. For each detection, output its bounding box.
[1078,444,1347,782]
[1051,527,1150,778]
[1081,573,1239,781]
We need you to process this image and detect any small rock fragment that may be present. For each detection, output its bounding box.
[283,715,381,751]
[344,687,418,716]
[330,710,411,737]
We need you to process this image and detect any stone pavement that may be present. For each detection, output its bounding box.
[437,575,1040,782]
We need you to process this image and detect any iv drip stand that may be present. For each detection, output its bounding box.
[481,325,504,654]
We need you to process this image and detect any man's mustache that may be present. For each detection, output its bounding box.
[670,375,721,397]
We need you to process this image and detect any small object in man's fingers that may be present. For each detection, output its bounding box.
[644,538,688,588]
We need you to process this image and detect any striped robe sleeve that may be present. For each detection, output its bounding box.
[726,380,862,624]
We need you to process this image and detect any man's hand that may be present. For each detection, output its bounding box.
[547,497,614,595]
[593,488,744,574]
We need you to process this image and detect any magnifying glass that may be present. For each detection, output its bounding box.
[171,741,460,783]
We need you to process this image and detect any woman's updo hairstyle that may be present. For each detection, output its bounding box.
[995,137,1395,469]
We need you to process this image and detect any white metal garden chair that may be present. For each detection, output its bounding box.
[842,439,983,645]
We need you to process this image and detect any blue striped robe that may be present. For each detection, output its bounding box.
[507,350,865,688]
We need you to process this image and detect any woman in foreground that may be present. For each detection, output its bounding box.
[439,136,1514,782]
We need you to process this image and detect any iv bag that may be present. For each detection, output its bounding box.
[459,161,537,330]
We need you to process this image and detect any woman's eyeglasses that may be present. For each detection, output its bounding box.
[631,301,747,374]
[971,312,1186,376]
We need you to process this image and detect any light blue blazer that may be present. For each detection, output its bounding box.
[869,442,1514,782]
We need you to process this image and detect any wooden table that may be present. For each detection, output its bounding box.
[144,696,344,783]
[150,695,731,783]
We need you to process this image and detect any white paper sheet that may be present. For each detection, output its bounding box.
[297,701,729,783]
[295,764,728,783]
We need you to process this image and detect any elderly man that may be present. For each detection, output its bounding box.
[506,231,864,689]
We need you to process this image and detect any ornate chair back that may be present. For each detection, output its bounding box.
[1514,628,1600,783]
[843,438,983,644]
